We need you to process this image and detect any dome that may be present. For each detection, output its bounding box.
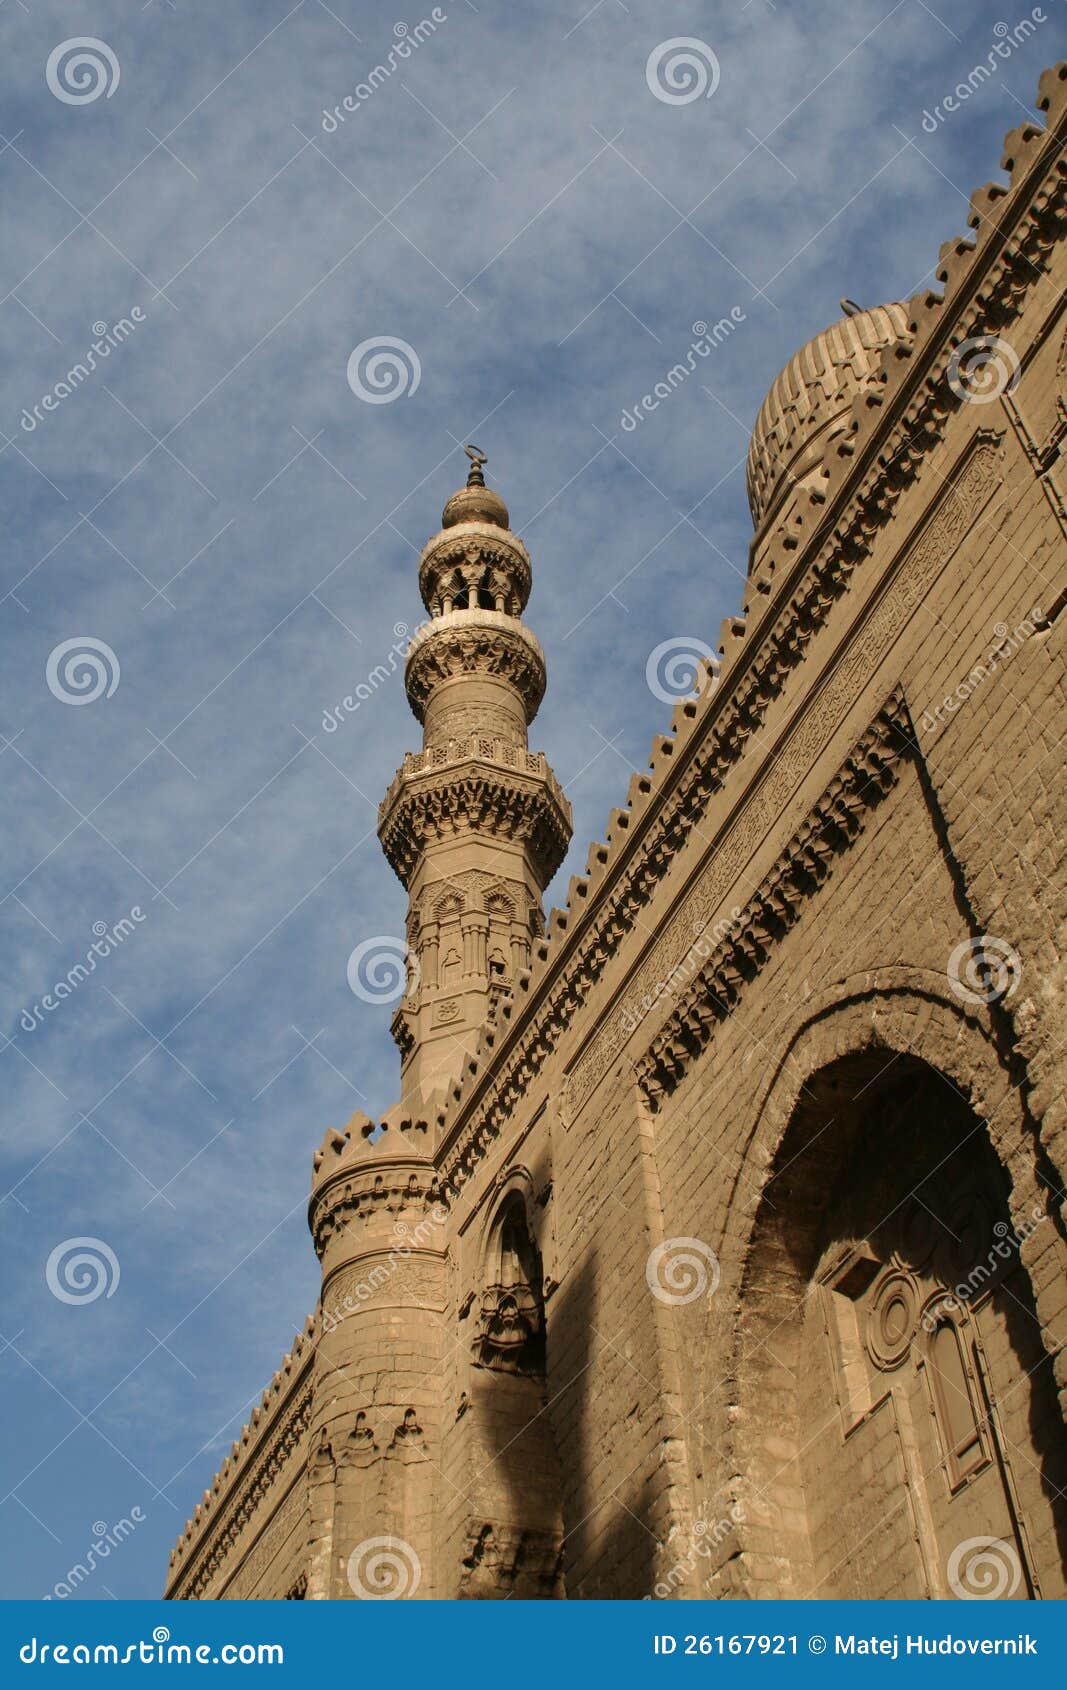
[441,446,509,529]
[746,301,913,532]
[442,482,510,529]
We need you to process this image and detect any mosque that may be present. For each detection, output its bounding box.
[166,64,1067,1600]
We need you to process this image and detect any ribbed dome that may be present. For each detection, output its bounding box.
[746,301,912,532]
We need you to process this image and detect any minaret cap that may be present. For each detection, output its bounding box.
[441,443,510,530]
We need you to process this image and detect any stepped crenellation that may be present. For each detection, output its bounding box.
[311,1109,434,1177]
[167,1314,316,1575]
[308,1110,440,1262]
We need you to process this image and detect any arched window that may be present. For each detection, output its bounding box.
[926,1317,988,1489]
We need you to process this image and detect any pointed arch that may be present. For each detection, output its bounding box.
[711,975,1067,1599]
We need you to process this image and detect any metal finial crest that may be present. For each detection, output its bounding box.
[464,442,488,486]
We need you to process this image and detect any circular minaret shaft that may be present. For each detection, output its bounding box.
[378,450,571,1108]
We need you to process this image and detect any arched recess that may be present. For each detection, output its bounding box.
[716,978,1067,1601]
[476,1187,547,1375]
[459,1178,564,1598]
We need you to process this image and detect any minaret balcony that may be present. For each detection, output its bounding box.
[377,733,572,892]
[404,608,547,727]
[418,520,532,619]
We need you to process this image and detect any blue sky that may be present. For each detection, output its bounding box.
[0,0,1060,1600]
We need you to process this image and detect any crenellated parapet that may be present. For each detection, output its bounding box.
[309,1109,442,1266]
[165,1317,317,1600]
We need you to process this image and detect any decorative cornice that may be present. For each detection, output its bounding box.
[404,612,546,723]
[435,423,1002,1188]
[557,430,1002,1127]
[378,746,572,891]
[633,690,912,1106]
[166,1337,314,1600]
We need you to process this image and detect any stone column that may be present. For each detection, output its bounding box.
[421,922,439,992]
[467,914,489,979]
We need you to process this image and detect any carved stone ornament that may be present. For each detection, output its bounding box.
[475,1280,545,1374]
[405,614,547,723]
[460,1521,564,1598]
[418,522,532,617]
[379,754,572,891]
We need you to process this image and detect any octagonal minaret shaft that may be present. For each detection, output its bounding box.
[378,447,571,1107]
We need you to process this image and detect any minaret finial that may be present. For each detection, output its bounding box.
[463,442,488,487]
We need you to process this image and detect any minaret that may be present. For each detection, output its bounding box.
[378,447,572,1106]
